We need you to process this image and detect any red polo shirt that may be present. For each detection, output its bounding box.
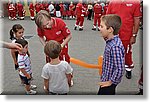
[107,0,141,40]
[37,18,71,44]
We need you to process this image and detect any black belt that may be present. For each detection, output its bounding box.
[49,92,67,95]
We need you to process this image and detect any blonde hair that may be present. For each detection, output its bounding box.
[101,14,122,35]
[44,40,61,59]
[35,10,51,29]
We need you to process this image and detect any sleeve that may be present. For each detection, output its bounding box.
[18,56,25,69]
[41,66,50,79]
[133,1,142,17]
[110,46,125,84]
[65,62,73,74]
[106,1,113,14]
[37,27,44,37]
[60,19,71,37]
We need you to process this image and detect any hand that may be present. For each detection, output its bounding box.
[130,36,136,45]
[26,74,31,79]
[3,42,23,50]
[98,81,112,88]
[44,86,49,94]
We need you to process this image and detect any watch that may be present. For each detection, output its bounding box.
[133,34,137,37]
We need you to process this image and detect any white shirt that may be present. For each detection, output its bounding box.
[41,61,73,94]
[48,4,55,14]
[18,54,32,77]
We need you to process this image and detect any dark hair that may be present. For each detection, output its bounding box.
[44,40,61,59]
[9,24,24,40]
[101,14,122,35]
[15,39,28,48]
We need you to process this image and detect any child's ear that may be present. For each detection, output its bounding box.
[108,27,114,34]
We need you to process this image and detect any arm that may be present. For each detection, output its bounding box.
[20,68,31,79]
[130,17,140,44]
[0,41,22,50]
[44,79,49,93]
[66,73,72,87]
[39,36,46,46]
[11,49,17,65]
[61,34,72,48]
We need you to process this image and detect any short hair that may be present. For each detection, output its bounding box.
[44,40,61,59]
[101,14,122,35]
[35,10,51,29]
[15,39,28,48]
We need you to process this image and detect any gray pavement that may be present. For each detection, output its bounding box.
[0,16,142,95]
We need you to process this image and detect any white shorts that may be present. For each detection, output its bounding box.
[56,11,61,17]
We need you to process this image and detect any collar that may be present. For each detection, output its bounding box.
[106,35,119,43]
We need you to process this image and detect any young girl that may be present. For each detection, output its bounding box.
[9,24,29,85]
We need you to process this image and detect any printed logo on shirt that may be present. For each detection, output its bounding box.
[56,31,61,35]
[66,29,70,34]
[126,4,133,7]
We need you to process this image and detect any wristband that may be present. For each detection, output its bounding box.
[132,34,137,37]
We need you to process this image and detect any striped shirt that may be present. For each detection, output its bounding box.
[18,53,32,77]
[101,35,125,85]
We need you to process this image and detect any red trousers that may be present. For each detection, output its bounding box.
[75,15,84,27]
[93,14,101,26]
[121,40,133,68]
[29,9,34,17]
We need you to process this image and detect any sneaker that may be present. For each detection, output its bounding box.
[74,26,77,30]
[125,70,132,79]
[92,28,96,31]
[79,28,83,31]
[26,90,37,95]
[30,84,37,89]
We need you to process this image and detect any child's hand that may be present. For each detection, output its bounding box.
[98,81,112,88]
[44,86,49,94]
[26,74,31,79]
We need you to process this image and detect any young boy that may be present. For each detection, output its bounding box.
[15,39,37,95]
[41,40,73,95]
[98,14,125,95]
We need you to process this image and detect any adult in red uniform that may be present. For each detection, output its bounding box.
[17,2,25,20]
[92,1,102,31]
[69,2,75,19]
[107,0,141,79]
[35,10,72,63]
[35,2,41,14]
[29,2,35,20]
[8,2,16,20]
[102,2,109,15]
[74,0,86,31]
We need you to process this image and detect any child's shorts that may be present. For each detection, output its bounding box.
[19,74,32,85]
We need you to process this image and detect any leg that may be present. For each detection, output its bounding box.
[122,40,134,79]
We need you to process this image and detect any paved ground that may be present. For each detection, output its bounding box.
[0,16,142,95]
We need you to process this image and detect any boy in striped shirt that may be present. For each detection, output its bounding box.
[16,39,37,95]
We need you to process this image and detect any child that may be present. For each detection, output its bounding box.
[41,40,73,95]
[15,39,37,95]
[98,14,125,95]
[9,24,27,84]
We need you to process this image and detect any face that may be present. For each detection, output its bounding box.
[42,18,53,29]
[22,44,28,54]
[99,20,109,39]
[15,28,24,39]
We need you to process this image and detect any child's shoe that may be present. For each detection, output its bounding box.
[26,90,37,95]
[30,84,37,89]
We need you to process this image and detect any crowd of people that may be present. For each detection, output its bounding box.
[1,0,143,95]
